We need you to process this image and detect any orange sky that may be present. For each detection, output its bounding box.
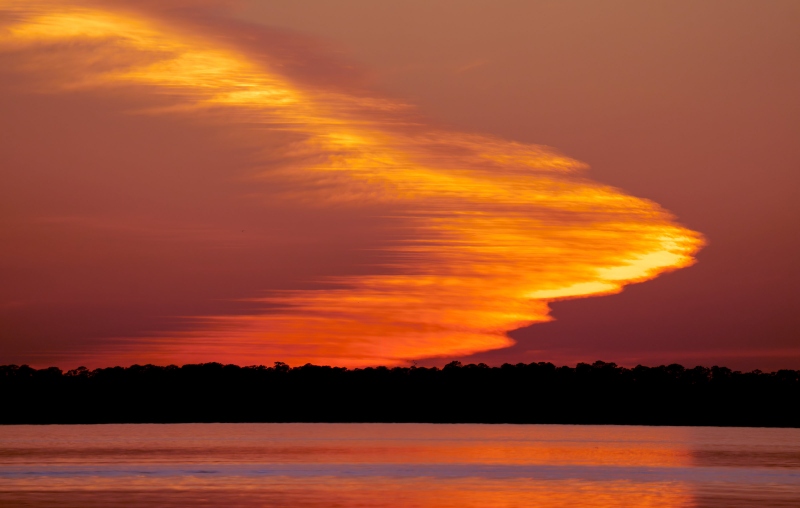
[0,0,797,369]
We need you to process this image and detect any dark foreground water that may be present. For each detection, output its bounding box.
[0,424,798,507]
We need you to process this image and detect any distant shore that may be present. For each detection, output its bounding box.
[2,361,798,427]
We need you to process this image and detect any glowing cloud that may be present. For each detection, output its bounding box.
[0,1,704,366]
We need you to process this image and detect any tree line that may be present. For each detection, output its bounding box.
[1,361,798,426]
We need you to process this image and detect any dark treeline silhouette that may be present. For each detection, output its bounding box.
[1,361,799,426]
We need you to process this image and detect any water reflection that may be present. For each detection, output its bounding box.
[0,424,798,507]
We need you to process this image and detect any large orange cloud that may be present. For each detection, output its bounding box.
[0,1,703,367]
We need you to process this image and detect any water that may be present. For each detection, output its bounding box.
[0,424,798,507]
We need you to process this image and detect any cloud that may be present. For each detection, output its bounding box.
[0,0,704,367]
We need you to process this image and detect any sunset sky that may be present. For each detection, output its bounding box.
[1,0,797,370]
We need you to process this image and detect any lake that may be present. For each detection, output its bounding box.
[0,424,798,507]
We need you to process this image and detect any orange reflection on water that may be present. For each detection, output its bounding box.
[3,424,800,507]
[0,424,695,507]
[0,477,695,508]
[0,424,694,468]
[0,1,704,366]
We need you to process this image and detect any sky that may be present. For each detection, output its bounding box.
[0,0,797,370]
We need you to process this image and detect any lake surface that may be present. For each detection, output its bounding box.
[0,424,798,507]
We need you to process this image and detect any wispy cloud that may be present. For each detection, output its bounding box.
[0,1,704,367]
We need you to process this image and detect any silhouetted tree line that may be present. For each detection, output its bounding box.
[1,361,799,426]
